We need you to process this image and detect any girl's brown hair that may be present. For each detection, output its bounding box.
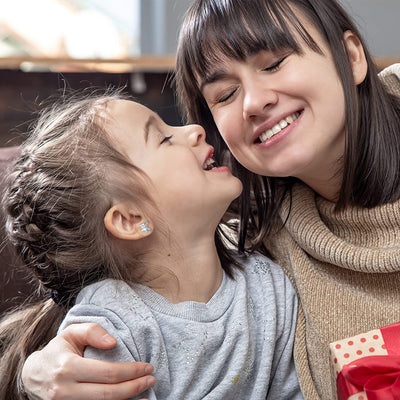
[0,89,239,398]
[175,0,400,251]
[0,89,149,399]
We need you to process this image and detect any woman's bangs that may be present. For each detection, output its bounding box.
[185,0,309,80]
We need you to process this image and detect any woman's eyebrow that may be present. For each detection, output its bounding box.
[144,115,158,143]
[200,70,229,91]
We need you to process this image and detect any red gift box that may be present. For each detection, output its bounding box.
[329,322,400,400]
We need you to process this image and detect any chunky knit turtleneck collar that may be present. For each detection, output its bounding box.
[279,184,400,273]
[380,63,400,95]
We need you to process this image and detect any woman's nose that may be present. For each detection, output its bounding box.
[242,80,278,120]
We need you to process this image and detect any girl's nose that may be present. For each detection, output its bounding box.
[243,80,278,120]
[186,124,206,147]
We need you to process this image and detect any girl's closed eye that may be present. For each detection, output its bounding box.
[160,135,173,144]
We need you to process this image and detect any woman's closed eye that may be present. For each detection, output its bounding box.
[263,57,286,72]
[216,88,238,104]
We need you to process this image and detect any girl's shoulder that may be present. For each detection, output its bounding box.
[61,279,157,336]
[76,278,137,306]
[234,251,282,275]
[74,279,152,322]
[231,252,298,332]
[232,251,294,295]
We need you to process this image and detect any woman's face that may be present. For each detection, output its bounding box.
[200,17,347,194]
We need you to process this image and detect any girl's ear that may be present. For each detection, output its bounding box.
[104,204,153,240]
[343,30,368,85]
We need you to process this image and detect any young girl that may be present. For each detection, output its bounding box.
[17,1,400,399]
[0,90,301,399]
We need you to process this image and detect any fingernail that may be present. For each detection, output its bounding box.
[146,376,156,387]
[102,334,115,344]
[145,365,154,374]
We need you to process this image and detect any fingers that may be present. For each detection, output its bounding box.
[21,323,156,400]
[47,376,156,400]
[67,358,154,384]
[59,323,156,383]
[23,350,155,400]
[59,323,118,353]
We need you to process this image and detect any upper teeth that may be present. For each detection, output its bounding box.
[203,158,216,170]
[259,112,300,143]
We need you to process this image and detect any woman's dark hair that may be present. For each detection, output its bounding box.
[0,89,239,398]
[175,0,400,251]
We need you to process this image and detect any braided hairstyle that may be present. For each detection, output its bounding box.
[0,89,153,399]
[5,90,154,301]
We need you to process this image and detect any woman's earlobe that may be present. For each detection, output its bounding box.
[343,30,368,85]
[104,205,153,240]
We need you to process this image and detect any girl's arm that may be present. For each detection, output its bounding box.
[22,323,156,400]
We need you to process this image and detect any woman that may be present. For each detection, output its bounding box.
[175,1,400,398]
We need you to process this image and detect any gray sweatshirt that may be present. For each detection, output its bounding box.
[59,253,302,399]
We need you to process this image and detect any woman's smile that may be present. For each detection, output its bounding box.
[256,111,301,143]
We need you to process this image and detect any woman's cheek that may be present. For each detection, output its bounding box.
[214,109,238,145]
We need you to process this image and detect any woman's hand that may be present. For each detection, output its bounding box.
[22,323,156,400]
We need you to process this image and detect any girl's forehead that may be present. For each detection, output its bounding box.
[107,99,150,116]
[105,100,155,144]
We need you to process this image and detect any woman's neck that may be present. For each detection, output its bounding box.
[299,166,342,202]
[306,179,340,202]
[295,132,345,201]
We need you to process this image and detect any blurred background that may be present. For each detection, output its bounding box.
[0,0,399,314]
[0,0,399,147]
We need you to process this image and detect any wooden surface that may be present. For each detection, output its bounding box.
[0,55,176,73]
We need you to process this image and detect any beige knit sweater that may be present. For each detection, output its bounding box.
[265,64,400,400]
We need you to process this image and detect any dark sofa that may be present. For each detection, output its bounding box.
[0,146,38,316]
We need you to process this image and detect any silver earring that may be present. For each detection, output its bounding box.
[140,220,151,232]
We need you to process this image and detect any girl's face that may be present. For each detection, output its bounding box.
[106,100,242,227]
[200,17,347,194]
